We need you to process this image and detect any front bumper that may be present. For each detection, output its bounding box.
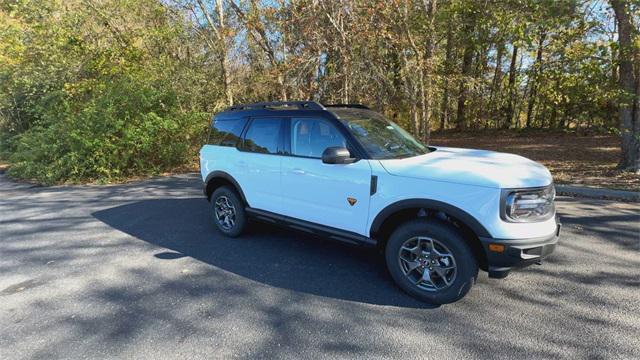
[479,220,561,278]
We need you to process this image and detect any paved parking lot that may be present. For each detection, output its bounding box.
[1,173,639,359]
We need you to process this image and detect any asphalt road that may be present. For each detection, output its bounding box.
[1,173,639,359]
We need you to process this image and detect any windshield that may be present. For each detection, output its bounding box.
[331,109,430,160]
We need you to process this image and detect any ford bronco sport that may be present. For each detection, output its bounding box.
[200,101,560,304]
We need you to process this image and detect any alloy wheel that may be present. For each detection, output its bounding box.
[214,195,236,231]
[398,236,457,292]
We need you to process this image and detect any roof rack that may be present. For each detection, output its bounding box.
[323,104,370,109]
[224,101,325,112]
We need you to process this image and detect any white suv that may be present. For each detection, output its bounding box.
[200,101,560,304]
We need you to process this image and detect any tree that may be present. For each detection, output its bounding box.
[2,0,638,183]
[455,4,477,130]
[189,0,235,106]
[611,0,639,172]
[440,21,454,130]
[526,28,547,128]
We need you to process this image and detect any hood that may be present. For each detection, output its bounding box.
[378,147,553,189]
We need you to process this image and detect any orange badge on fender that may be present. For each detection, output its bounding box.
[347,197,357,206]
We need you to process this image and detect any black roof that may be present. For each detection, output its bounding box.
[213,101,376,160]
[324,104,369,109]
[222,101,369,113]
[224,101,325,112]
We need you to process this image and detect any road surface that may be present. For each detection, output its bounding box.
[1,173,639,359]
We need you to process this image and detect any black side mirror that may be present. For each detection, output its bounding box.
[322,147,357,164]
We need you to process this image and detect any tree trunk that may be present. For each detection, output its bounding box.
[552,52,565,129]
[611,0,639,172]
[476,45,490,128]
[455,46,473,130]
[411,103,419,137]
[489,41,504,128]
[216,0,233,106]
[635,47,639,140]
[399,43,419,136]
[196,0,233,106]
[456,13,476,130]
[421,0,437,144]
[504,44,518,129]
[418,67,427,140]
[526,29,547,128]
[440,23,453,131]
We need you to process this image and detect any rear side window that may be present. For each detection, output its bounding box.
[209,117,247,147]
[243,118,283,154]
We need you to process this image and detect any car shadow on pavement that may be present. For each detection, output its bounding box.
[92,198,436,309]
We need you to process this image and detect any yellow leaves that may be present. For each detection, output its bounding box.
[62,79,103,98]
[0,10,28,65]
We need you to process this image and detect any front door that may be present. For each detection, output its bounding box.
[280,117,372,235]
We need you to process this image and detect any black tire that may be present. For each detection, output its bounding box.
[385,218,478,304]
[210,186,247,237]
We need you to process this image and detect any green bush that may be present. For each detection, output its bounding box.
[6,75,208,184]
[0,0,217,184]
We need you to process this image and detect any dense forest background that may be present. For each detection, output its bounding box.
[0,0,638,184]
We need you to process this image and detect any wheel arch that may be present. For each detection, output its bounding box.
[370,199,491,270]
[204,171,248,205]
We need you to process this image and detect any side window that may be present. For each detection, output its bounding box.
[243,118,283,154]
[209,117,247,147]
[290,118,346,158]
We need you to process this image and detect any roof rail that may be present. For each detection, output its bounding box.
[224,101,325,112]
[323,104,370,109]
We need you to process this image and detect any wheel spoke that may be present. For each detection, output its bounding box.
[401,244,422,257]
[420,237,435,258]
[433,247,452,259]
[433,267,451,286]
[436,265,455,271]
[399,252,415,263]
[405,260,421,274]
[418,269,435,287]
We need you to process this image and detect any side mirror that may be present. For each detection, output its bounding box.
[322,147,357,164]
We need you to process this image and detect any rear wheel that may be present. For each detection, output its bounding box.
[385,219,478,304]
[210,186,247,237]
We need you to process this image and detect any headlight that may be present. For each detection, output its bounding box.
[502,185,555,222]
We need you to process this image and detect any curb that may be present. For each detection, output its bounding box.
[556,185,640,202]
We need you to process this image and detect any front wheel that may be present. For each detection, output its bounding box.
[385,219,478,304]
[210,186,247,237]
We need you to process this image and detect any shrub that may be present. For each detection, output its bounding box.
[7,75,208,184]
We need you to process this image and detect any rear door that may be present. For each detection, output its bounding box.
[235,117,286,214]
[200,116,248,182]
[279,117,372,235]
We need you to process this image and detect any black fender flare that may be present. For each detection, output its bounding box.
[369,199,492,239]
[204,171,248,205]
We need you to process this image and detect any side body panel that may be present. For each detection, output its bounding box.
[232,151,282,213]
[200,145,282,214]
[280,157,372,235]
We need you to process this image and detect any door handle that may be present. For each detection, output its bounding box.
[238,161,248,168]
[291,168,306,175]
